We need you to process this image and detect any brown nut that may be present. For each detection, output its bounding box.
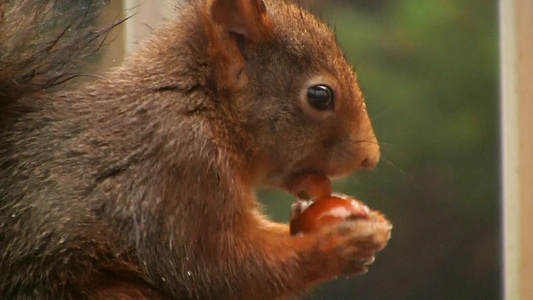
[289,194,370,235]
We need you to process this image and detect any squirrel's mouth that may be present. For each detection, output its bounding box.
[282,173,333,200]
[278,161,362,198]
[259,158,361,196]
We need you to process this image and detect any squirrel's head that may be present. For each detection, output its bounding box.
[202,0,379,190]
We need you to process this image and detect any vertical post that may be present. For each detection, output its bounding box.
[95,0,126,72]
[123,0,176,54]
[516,0,533,298]
[499,1,520,299]
[500,0,533,299]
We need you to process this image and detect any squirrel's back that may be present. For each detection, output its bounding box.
[0,1,162,298]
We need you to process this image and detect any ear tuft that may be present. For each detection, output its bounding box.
[210,0,272,42]
[202,0,273,92]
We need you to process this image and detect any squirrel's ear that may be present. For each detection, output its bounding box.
[210,0,272,42]
[203,0,272,92]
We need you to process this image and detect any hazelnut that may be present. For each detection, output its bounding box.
[290,194,370,235]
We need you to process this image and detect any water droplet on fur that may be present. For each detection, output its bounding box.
[161,277,166,282]
[11,213,16,218]
[187,271,192,276]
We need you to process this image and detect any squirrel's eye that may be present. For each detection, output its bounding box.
[307,85,334,110]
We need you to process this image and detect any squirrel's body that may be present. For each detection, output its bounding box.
[0,0,391,299]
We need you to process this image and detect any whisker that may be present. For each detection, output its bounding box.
[381,158,405,174]
[348,135,379,145]
[368,104,401,122]
[375,141,396,147]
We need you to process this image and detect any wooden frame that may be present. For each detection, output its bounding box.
[500,0,533,299]
[123,0,175,54]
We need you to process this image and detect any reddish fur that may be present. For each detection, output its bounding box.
[0,0,391,299]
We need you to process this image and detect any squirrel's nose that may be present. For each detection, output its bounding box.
[359,140,380,170]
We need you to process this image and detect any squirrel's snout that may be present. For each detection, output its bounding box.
[359,143,380,170]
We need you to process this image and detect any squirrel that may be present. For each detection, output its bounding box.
[0,0,391,299]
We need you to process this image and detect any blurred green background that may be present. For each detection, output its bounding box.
[258,0,501,299]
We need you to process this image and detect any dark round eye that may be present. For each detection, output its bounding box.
[307,85,334,110]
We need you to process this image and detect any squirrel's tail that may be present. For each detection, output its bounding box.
[0,0,122,107]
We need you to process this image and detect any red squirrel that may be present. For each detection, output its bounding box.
[0,0,391,299]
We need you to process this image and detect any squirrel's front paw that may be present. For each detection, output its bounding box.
[313,211,391,276]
